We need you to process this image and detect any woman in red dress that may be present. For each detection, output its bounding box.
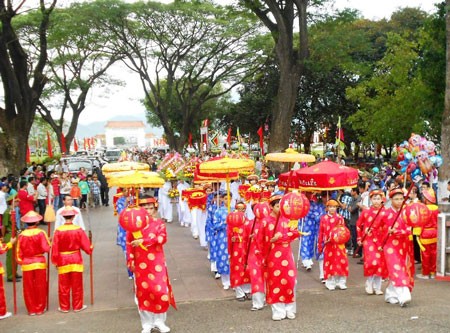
[258,195,301,321]
[127,196,176,333]
[357,190,388,295]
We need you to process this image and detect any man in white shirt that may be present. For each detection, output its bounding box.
[27,176,36,196]
[55,195,86,230]
[0,183,8,227]
[36,177,48,217]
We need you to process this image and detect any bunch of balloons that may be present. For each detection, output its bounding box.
[397,133,443,179]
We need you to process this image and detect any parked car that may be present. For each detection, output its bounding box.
[104,149,122,162]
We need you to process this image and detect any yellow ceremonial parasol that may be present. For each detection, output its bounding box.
[107,171,165,188]
[102,161,150,176]
[265,148,316,163]
[199,156,255,173]
[199,157,255,211]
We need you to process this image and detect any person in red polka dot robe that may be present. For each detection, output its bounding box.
[227,207,251,301]
[379,188,414,307]
[245,202,269,311]
[318,199,349,291]
[127,196,176,333]
[356,190,388,295]
[259,195,301,321]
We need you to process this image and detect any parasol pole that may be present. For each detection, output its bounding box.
[10,197,17,314]
[86,204,94,305]
[226,173,231,213]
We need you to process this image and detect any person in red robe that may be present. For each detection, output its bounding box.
[245,202,269,311]
[227,205,251,301]
[380,188,414,307]
[318,199,349,291]
[127,196,176,333]
[16,211,50,316]
[0,236,16,320]
[259,195,301,321]
[51,207,93,313]
[357,190,388,295]
[416,188,439,279]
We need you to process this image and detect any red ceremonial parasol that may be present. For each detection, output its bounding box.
[294,160,359,191]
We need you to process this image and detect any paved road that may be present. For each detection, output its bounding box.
[1,203,450,333]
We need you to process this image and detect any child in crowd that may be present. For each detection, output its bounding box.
[88,175,101,208]
[78,176,90,209]
[70,179,81,208]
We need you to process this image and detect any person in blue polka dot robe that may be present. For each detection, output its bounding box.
[210,193,231,289]
[298,195,326,273]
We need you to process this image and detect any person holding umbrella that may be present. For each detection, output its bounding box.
[51,207,93,313]
[16,211,51,316]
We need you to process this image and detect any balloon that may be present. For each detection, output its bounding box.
[434,155,443,168]
[405,152,412,161]
[411,168,421,179]
[416,150,428,161]
[424,140,435,155]
[409,134,421,147]
[406,163,416,174]
[418,158,432,174]
[401,166,407,173]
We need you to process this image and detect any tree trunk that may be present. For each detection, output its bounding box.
[0,1,55,174]
[0,123,29,176]
[440,0,450,203]
[268,65,300,153]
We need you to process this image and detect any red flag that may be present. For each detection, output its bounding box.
[188,132,193,147]
[336,116,344,143]
[227,127,232,146]
[47,132,53,158]
[83,138,87,150]
[257,126,264,155]
[26,145,31,164]
[73,138,79,152]
[61,133,67,154]
[87,138,91,150]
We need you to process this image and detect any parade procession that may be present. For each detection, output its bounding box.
[1,133,449,333]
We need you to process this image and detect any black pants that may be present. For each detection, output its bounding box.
[101,187,109,205]
[38,199,46,217]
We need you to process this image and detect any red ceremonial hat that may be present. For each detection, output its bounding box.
[60,207,77,217]
[369,189,384,198]
[268,194,282,205]
[247,174,259,181]
[326,199,339,207]
[389,188,404,199]
[139,197,157,205]
[235,201,246,210]
[266,180,276,187]
[21,211,43,223]
[422,188,436,204]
